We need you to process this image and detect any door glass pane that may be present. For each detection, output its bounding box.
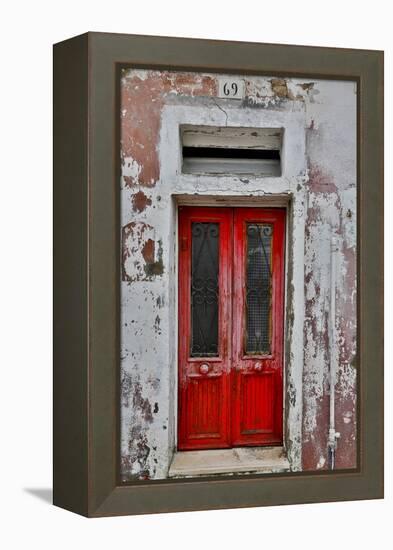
[191,222,219,357]
[245,223,273,354]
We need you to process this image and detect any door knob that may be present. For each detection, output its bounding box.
[254,362,263,372]
[199,363,210,374]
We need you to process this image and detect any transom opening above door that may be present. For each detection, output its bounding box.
[181,125,283,176]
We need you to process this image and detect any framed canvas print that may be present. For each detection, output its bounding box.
[53,32,383,516]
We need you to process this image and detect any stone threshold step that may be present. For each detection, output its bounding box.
[169,446,290,478]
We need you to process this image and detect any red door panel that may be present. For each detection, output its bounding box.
[178,207,232,450]
[185,375,223,440]
[239,372,274,435]
[178,207,285,451]
[232,208,285,446]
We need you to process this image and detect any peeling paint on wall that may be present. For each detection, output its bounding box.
[132,190,152,213]
[121,71,217,188]
[122,222,164,282]
[120,69,357,480]
[302,88,357,469]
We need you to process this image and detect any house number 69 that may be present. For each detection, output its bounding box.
[223,82,238,96]
[218,78,245,100]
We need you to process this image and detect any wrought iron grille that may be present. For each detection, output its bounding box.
[190,222,219,357]
[245,223,273,354]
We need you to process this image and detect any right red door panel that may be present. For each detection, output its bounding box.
[178,207,285,451]
[232,208,285,446]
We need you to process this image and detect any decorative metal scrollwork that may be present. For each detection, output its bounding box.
[190,223,219,357]
[245,223,273,355]
[247,224,273,238]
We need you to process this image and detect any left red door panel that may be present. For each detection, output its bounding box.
[178,207,232,450]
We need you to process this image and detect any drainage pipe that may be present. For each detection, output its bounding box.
[328,235,340,469]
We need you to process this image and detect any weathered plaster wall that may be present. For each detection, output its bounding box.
[119,69,357,481]
[302,81,357,470]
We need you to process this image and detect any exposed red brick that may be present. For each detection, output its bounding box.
[302,394,330,470]
[141,238,155,264]
[132,190,152,213]
[335,388,357,469]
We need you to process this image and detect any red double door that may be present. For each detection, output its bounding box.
[178,207,286,451]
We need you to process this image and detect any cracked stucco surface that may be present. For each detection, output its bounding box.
[120,69,357,480]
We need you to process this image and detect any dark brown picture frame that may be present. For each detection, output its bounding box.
[53,32,383,517]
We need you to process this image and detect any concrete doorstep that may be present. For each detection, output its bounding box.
[169,446,290,478]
